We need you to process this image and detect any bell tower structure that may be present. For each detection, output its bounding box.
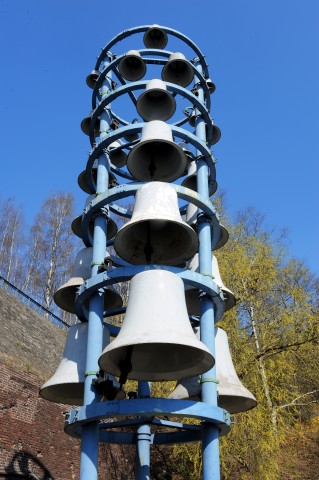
[41,25,257,480]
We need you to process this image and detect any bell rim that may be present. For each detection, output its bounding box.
[99,342,214,381]
[71,216,118,241]
[136,89,176,122]
[127,139,188,182]
[143,27,168,49]
[118,54,146,82]
[114,217,199,266]
[161,59,194,88]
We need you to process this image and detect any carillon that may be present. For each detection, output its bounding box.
[40,24,257,480]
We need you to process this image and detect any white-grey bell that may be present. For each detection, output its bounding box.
[185,253,236,316]
[108,140,127,168]
[162,52,194,88]
[86,70,100,89]
[168,327,257,414]
[206,78,216,94]
[72,195,118,241]
[114,182,198,265]
[98,270,214,381]
[78,168,118,194]
[81,113,100,137]
[182,160,217,196]
[127,120,187,182]
[118,50,146,81]
[54,247,122,314]
[40,324,124,405]
[123,119,139,142]
[185,202,228,250]
[143,25,168,49]
[136,79,176,121]
[188,113,221,145]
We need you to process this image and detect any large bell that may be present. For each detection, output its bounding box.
[143,25,168,49]
[81,113,100,137]
[40,323,124,405]
[182,160,217,196]
[162,52,194,88]
[118,50,146,81]
[108,140,127,168]
[72,195,118,241]
[127,120,187,182]
[185,202,229,250]
[78,166,118,194]
[54,247,123,314]
[114,182,198,265]
[86,69,100,89]
[99,270,214,381]
[168,327,257,414]
[185,253,236,316]
[136,79,176,121]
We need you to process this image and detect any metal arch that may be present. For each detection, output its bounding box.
[66,417,230,445]
[64,399,230,438]
[89,81,212,146]
[91,50,211,111]
[74,265,225,324]
[94,25,209,78]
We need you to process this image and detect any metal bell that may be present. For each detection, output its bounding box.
[136,79,176,121]
[168,327,257,414]
[71,195,118,241]
[162,52,194,88]
[118,50,146,81]
[206,77,216,94]
[114,182,198,265]
[177,142,194,165]
[182,160,217,196]
[40,323,124,405]
[185,253,236,316]
[123,118,139,142]
[127,120,187,182]
[98,270,214,381]
[185,202,229,249]
[108,140,127,168]
[188,113,221,145]
[143,25,168,49]
[80,113,100,137]
[54,247,123,314]
[78,166,118,194]
[86,69,100,89]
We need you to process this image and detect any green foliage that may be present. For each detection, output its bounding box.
[172,204,319,479]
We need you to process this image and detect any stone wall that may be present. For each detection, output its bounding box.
[0,288,136,480]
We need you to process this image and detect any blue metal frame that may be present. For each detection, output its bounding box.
[67,25,229,480]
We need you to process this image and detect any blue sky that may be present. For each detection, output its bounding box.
[0,0,318,275]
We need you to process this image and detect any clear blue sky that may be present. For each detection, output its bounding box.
[0,0,318,275]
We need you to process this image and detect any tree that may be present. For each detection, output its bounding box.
[0,197,25,287]
[24,192,77,312]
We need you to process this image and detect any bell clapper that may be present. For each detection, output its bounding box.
[143,222,153,264]
[118,345,133,387]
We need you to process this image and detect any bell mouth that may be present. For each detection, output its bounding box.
[114,218,198,266]
[127,140,187,182]
[99,342,214,381]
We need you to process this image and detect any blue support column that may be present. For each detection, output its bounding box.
[136,382,151,480]
[79,61,111,480]
[195,62,221,480]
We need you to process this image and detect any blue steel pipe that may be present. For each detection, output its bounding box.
[195,62,220,480]
[80,64,111,480]
[136,382,151,480]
